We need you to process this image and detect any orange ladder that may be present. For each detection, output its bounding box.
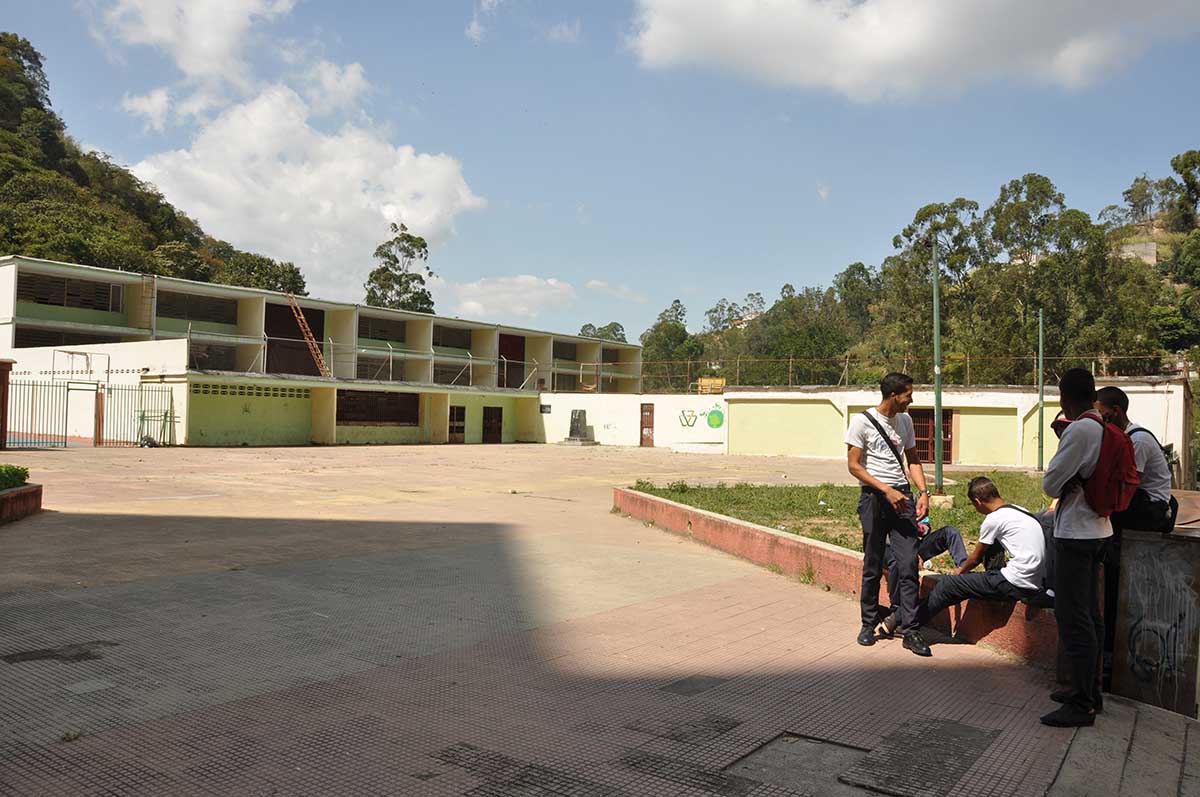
[286,294,332,377]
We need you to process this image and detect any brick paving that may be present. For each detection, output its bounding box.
[0,447,1077,795]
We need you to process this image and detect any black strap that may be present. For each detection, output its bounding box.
[998,504,1041,522]
[861,410,907,475]
[1129,427,1163,448]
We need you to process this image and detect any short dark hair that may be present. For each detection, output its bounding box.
[967,476,1001,502]
[880,372,913,399]
[1058,368,1096,405]
[1096,386,1129,413]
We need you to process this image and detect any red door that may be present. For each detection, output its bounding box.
[482,406,503,444]
[909,409,952,464]
[640,404,654,447]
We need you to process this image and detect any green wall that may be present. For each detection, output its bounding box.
[727,400,844,456]
[956,407,1018,465]
[16,300,127,328]
[449,395,519,444]
[187,389,312,445]
[157,316,239,335]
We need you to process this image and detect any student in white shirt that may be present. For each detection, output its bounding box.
[1095,386,1173,532]
[845,372,932,657]
[1040,368,1111,728]
[911,477,1048,628]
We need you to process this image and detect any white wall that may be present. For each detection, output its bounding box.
[536,393,728,452]
[5,339,189,382]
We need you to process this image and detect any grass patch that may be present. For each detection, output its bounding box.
[632,472,1049,572]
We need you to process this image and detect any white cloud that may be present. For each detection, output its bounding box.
[91,0,296,87]
[816,181,830,202]
[132,85,485,301]
[304,60,370,114]
[629,0,1200,101]
[433,275,575,320]
[466,0,505,43]
[120,87,170,132]
[547,19,582,44]
[585,280,648,304]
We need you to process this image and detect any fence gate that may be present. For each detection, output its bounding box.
[5,380,176,448]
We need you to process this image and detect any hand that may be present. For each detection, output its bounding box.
[953,565,967,576]
[916,492,930,520]
[885,487,909,512]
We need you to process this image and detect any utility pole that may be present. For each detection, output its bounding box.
[931,235,944,495]
[1037,308,1045,471]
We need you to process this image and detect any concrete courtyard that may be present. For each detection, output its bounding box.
[0,445,1195,795]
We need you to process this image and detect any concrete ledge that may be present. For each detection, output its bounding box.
[0,483,42,525]
[613,486,1059,668]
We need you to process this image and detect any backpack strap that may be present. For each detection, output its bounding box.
[861,410,908,477]
[1129,426,1163,448]
[998,504,1041,522]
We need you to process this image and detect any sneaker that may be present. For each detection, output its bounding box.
[902,631,932,657]
[857,625,876,647]
[876,613,899,639]
[1040,705,1095,727]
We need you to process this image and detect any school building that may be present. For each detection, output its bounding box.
[0,255,1190,486]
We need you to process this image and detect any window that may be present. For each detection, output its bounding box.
[336,390,419,425]
[432,325,472,350]
[553,341,577,361]
[156,291,238,325]
[357,357,404,381]
[601,347,620,363]
[433,363,470,385]
[555,372,579,391]
[189,344,237,371]
[448,405,466,444]
[358,316,407,343]
[17,273,123,313]
[13,327,123,348]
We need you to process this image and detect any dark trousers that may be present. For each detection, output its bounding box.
[859,486,919,633]
[1055,538,1107,713]
[916,570,1034,625]
[884,526,968,613]
[1111,489,1171,533]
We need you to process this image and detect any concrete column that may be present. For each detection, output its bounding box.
[311,387,337,445]
[428,392,449,444]
[0,358,12,450]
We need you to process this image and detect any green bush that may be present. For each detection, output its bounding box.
[0,465,29,490]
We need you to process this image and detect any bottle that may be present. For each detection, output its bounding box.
[916,515,931,537]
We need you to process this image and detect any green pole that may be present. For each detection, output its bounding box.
[932,234,943,494]
[1038,308,1045,471]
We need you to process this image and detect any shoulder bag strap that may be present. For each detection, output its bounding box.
[861,410,907,476]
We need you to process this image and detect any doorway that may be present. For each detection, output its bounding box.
[448,405,466,444]
[482,406,503,444]
[640,403,654,447]
[909,408,952,464]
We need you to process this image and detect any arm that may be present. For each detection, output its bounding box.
[1043,425,1087,499]
[847,446,908,511]
[954,541,992,575]
[905,446,929,519]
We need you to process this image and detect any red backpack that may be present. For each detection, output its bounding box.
[1080,415,1140,517]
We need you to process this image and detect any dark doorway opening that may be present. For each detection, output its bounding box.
[448,405,466,444]
[640,403,654,447]
[909,408,952,465]
[482,406,503,444]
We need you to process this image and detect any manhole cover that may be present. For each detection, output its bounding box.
[726,734,871,796]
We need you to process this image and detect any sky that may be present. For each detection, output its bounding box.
[7,1,1200,339]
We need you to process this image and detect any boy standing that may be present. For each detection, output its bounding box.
[1041,369,1111,727]
[846,372,931,657]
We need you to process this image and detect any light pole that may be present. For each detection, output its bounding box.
[931,234,944,495]
[1037,308,1045,471]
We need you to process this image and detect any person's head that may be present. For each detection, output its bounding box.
[1058,368,1096,420]
[880,372,914,412]
[967,476,1003,515]
[1095,386,1130,427]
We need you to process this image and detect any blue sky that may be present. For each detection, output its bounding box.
[8,1,1200,339]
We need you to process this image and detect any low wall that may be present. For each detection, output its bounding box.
[0,483,42,524]
[612,487,1059,668]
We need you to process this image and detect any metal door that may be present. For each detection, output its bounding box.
[482,406,503,444]
[640,403,654,447]
[909,409,952,464]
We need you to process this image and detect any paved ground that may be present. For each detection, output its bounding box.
[0,445,1195,796]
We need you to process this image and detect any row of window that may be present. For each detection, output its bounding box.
[157,291,238,325]
[335,390,419,426]
[191,383,311,399]
[17,274,124,313]
[358,316,407,343]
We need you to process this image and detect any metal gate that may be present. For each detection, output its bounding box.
[5,380,176,448]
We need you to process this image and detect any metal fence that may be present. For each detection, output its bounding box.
[5,380,176,449]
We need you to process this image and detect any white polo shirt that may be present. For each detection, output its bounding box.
[845,409,916,486]
[979,505,1045,591]
[1127,422,1172,504]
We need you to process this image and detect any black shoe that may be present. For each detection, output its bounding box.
[1040,705,1095,727]
[857,625,876,646]
[902,631,932,657]
[1051,689,1103,713]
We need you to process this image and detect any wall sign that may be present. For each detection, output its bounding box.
[540,404,551,414]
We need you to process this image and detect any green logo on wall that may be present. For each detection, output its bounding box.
[706,409,724,429]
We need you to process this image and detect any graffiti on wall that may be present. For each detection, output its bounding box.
[1124,548,1198,712]
[679,403,725,430]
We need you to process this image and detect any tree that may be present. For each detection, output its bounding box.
[152,241,211,281]
[640,299,701,390]
[656,298,687,325]
[579,321,627,342]
[704,292,765,332]
[363,222,434,312]
[832,262,879,338]
[1122,174,1155,223]
[1167,150,1200,232]
[213,249,307,294]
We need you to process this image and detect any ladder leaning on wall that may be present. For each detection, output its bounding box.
[286,294,332,377]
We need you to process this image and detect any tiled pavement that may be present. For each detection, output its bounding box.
[0,446,1113,795]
